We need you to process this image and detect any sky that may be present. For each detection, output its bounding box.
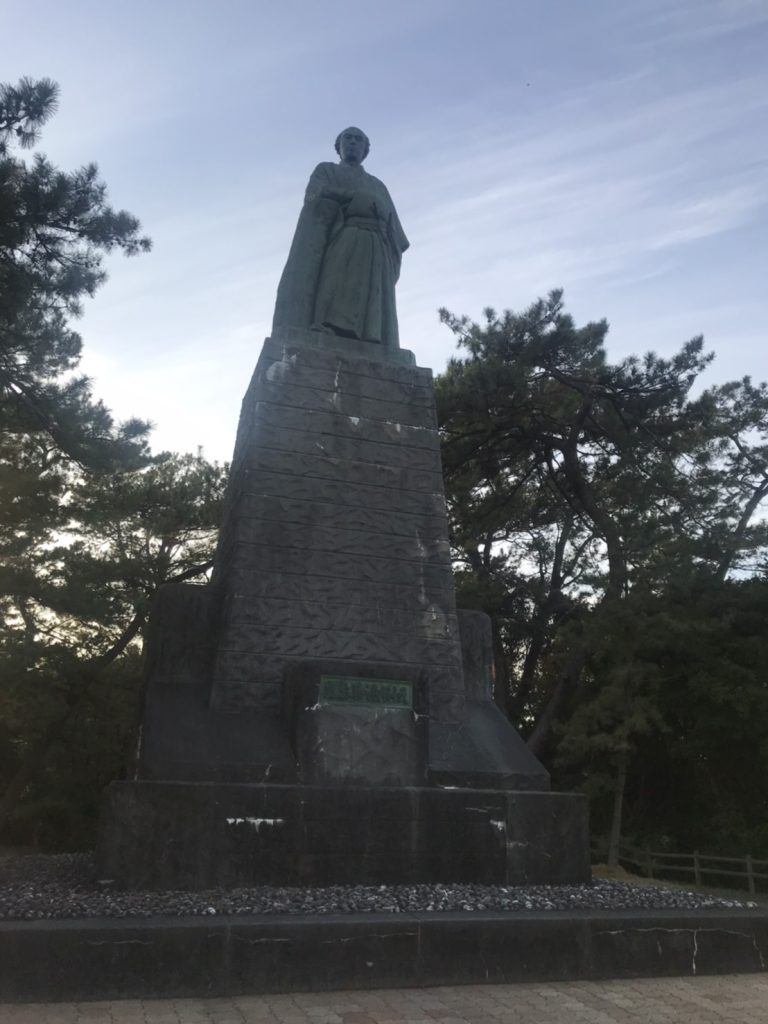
[3,0,768,462]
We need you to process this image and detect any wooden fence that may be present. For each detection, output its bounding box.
[592,840,768,896]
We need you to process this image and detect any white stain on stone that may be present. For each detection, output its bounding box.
[382,420,431,433]
[423,603,447,635]
[266,359,289,382]
[226,817,285,830]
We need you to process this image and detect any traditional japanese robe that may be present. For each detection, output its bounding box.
[272,161,409,349]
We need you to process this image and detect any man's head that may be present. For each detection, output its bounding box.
[335,127,370,165]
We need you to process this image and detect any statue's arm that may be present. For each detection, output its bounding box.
[304,163,353,208]
[272,166,343,331]
[383,186,409,282]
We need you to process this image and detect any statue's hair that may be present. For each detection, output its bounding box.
[335,127,370,159]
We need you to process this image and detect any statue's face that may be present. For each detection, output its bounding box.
[338,128,368,166]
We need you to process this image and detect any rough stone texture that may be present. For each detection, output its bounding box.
[114,328,587,889]
[2,909,767,1002]
[430,611,551,790]
[208,330,466,727]
[138,595,543,791]
[138,584,297,784]
[285,660,428,787]
[98,782,588,890]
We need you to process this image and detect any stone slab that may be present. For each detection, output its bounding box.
[288,662,428,787]
[209,652,465,687]
[98,782,588,890]
[255,348,435,404]
[213,542,456,588]
[221,594,460,640]
[245,401,439,449]
[251,379,438,430]
[214,632,461,673]
[213,626,464,668]
[262,329,425,379]
[226,468,447,515]
[139,682,295,781]
[212,569,456,610]
[241,444,446,492]
[233,421,443,473]
[430,703,552,792]
[211,666,465,718]
[2,910,767,1002]
[141,582,216,688]
[225,517,451,563]
[233,493,450,540]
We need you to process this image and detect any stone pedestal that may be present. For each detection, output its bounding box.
[209,329,465,727]
[101,329,589,888]
[99,781,589,890]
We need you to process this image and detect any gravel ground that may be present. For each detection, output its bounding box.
[0,852,760,921]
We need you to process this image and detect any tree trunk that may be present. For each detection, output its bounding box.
[713,477,768,584]
[607,748,629,868]
[491,618,511,713]
[510,518,574,729]
[527,425,628,758]
[526,644,587,758]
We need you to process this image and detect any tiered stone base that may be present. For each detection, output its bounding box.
[98,781,590,890]
[4,908,767,1002]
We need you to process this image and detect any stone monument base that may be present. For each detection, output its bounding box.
[99,331,592,895]
[5,907,768,1002]
[98,781,590,890]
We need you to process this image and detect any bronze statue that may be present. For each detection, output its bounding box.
[272,127,409,349]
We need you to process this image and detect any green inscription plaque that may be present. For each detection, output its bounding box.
[319,676,413,709]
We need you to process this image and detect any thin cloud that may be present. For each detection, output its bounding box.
[397,69,768,311]
[638,0,768,40]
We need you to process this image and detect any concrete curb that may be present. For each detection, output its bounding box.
[2,908,767,1002]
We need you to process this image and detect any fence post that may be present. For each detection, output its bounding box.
[746,854,755,896]
[644,846,653,879]
[693,849,701,886]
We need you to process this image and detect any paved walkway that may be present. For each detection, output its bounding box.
[1,976,767,1024]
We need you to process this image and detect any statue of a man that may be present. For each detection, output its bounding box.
[272,127,409,349]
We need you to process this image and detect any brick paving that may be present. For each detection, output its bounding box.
[1,975,768,1024]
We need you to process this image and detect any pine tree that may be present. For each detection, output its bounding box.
[0,77,152,468]
[437,291,768,856]
[0,80,226,846]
